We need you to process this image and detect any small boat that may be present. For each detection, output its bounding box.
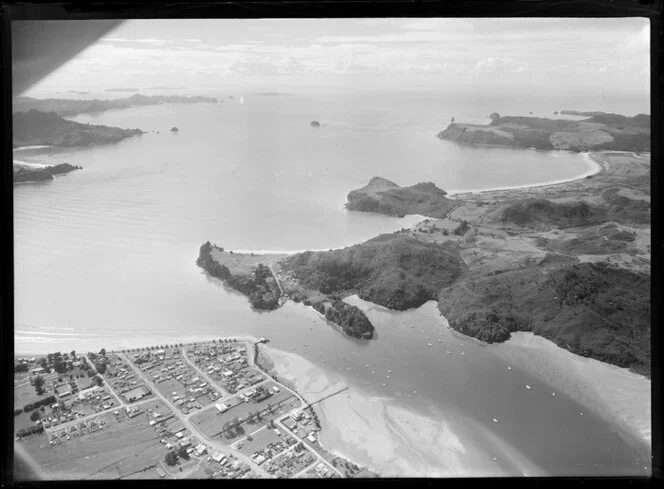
[240,95,245,104]
[492,418,499,423]
[371,371,375,374]
[407,395,412,398]
[446,350,451,354]
[437,339,442,343]
[413,390,417,394]
[460,352,465,356]
[580,412,584,416]
[387,369,392,373]
[492,457,498,462]
[552,392,556,397]
[382,383,386,386]
[427,343,433,347]
[386,375,391,379]
[365,364,369,368]
[525,385,531,390]
[507,366,512,371]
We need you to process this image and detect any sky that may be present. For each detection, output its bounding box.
[20,18,650,97]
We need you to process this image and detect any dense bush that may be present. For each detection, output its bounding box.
[282,234,463,311]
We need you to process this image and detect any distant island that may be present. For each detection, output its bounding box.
[13,109,143,148]
[437,111,650,152]
[104,88,139,93]
[13,163,82,184]
[310,121,320,128]
[346,177,456,218]
[170,126,179,133]
[254,92,294,96]
[13,94,219,117]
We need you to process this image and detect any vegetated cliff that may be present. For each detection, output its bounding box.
[197,242,281,310]
[13,163,82,183]
[13,110,143,147]
[439,262,650,376]
[346,177,457,218]
[281,233,464,310]
[437,112,650,152]
[13,94,219,117]
[310,299,374,339]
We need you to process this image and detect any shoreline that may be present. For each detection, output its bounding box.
[493,332,651,447]
[263,345,491,477]
[446,151,603,197]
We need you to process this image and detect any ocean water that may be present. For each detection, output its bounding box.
[13,90,650,475]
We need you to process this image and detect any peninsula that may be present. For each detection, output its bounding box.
[13,109,143,148]
[13,94,219,117]
[197,112,650,377]
[437,112,650,152]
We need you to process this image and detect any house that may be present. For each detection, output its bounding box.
[123,386,150,402]
[215,403,229,413]
[212,452,225,463]
[272,386,280,393]
[194,443,207,456]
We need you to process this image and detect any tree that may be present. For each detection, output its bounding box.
[34,375,45,392]
[178,446,190,460]
[70,350,76,360]
[99,348,106,356]
[165,450,178,466]
[30,411,40,422]
[451,116,455,123]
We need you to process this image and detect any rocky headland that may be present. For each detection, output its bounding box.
[13,109,143,148]
[437,112,650,152]
[13,163,82,183]
[346,177,457,218]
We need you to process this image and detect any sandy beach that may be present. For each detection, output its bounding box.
[265,345,503,477]
[446,151,603,197]
[492,332,651,446]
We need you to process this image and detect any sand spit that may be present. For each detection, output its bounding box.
[266,345,501,477]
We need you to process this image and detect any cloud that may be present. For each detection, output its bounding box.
[475,57,528,73]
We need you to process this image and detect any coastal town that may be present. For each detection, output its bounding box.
[13,338,375,480]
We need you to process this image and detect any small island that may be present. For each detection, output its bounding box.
[13,110,143,148]
[437,111,650,152]
[310,121,320,128]
[13,163,82,184]
[170,126,179,133]
[346,177,457,218]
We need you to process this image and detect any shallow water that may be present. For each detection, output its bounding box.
[13,90,650,475]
